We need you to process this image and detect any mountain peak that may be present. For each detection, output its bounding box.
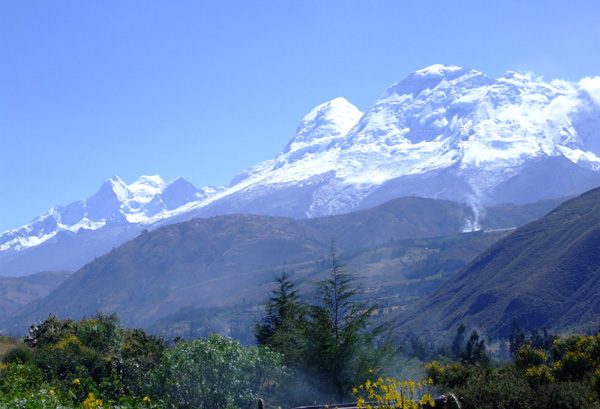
[128,175,166,202]
[283,97,362,155]
[414,64,463,76]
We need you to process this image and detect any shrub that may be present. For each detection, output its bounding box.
[152,334,286,409]
[1,345,34,365]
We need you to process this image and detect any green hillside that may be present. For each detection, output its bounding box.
[394,186,600,337]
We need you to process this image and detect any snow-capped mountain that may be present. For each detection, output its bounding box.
[183,65,600,219]
[0,176,221,276]
[2,64,600,276]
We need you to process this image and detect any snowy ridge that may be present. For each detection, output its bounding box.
[0,176,213,252]
[2,65,600,276]
[190,65,600,218]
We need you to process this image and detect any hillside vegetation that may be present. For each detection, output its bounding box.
[394,186,600,337]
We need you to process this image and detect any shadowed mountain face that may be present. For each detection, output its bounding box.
[0,196,564,334]
[393,187,600,338]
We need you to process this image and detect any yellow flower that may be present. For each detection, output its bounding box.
[50,390,55,396]
[369,369,374,374]
[73,378,80,385]
[143,396,151,402]
[352,387,358,395]
[83,393,103,409]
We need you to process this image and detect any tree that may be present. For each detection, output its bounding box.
[303,240,387,402]
[460,330,488,365]
[509,317,526,358]
[451,323,467,361]
[254,265,306,367]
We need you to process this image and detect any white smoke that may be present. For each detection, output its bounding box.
[462,195,485,232]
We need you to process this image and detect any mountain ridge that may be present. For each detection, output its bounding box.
[1,194,565,334]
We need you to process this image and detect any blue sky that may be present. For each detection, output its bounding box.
[1,0,599,233]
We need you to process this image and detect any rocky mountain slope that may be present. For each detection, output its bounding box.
[393,186,600,337]
[2,64,599,277]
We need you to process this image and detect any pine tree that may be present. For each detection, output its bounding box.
[303,240,386,402]
[254,265,305,367]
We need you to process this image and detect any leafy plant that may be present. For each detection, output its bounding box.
[152,334,286,409]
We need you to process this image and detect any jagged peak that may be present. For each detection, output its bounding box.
[94,175,129,202]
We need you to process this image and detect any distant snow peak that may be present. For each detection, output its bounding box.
[0,174,208,254]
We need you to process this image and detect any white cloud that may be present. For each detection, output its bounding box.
[579,76,600,106]
[549,78,577,91]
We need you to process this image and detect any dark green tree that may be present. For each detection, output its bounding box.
[254,265,306,367]
[460,330,488,365]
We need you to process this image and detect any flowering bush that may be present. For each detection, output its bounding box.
[353,375,435,409]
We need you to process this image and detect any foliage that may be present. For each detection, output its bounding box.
[152,334,286,409]
[119,328,166,397]
[451,324,466,361]
[1,345,34,365]
[426,332,600,409]
[0,313,167,408]
[460,330,488,366]
[509,317,526,358]
[353,376,435,409]
[254,265,306,367]
[255,241,394,403]
[303,241,385,402]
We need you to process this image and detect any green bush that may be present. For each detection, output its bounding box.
[152,334,286,409]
